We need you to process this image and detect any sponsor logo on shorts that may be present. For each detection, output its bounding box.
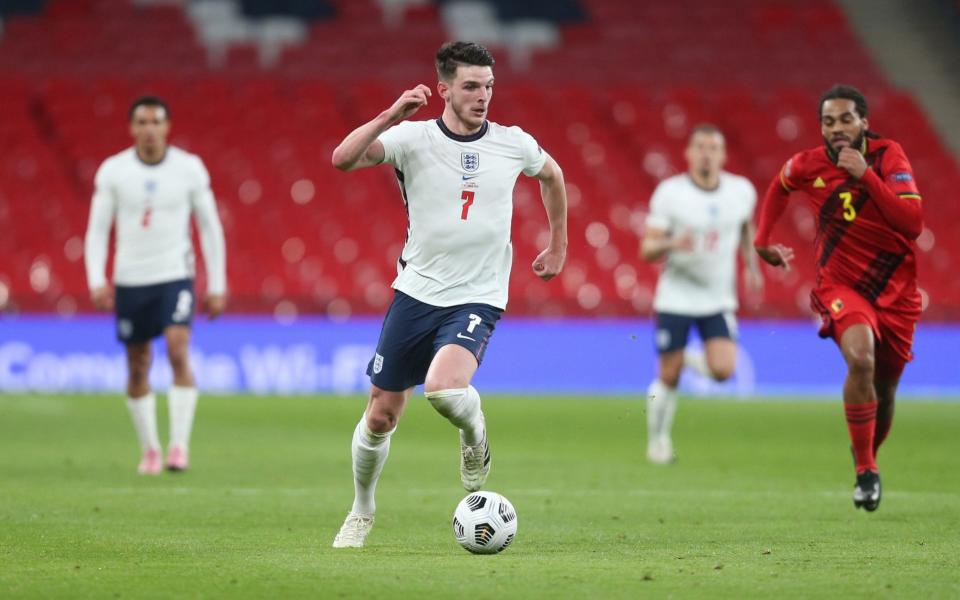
[456,333,476,342]
[656,329,671,350]
[172,289,193,323]
[372,353,384,374]
[118,319,133,340]
[831,298,844,314]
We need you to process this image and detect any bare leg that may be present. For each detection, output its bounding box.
[703,338,736,382]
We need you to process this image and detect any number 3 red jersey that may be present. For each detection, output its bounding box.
[755,136,924,311]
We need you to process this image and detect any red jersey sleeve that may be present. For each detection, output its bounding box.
[755,153,803,246]
[859,141,923,240]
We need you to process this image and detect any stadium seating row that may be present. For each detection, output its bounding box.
[0,0,957,320]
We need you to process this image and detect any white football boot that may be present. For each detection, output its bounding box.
[646,437,676,465]
[460,419,491,492]
[332,513,374,548]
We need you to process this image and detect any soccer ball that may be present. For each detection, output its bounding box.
[452,491,518,554]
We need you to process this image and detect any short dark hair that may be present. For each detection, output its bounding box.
[435,41,495,81]
[818,85,868,120]
[688,123,724,143]
[128,96,170,121]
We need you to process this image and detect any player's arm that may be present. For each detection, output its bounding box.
[191,162,228,318]
[530,155,567,281]
[640,228,694,262]
[739,219,764,296]
[640,183,693,262]
[753,159,796,269]
[83,173,117,311]
[837,145,923,240]
[331,84,431,172]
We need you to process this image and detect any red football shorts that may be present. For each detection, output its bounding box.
[811,284,921,380]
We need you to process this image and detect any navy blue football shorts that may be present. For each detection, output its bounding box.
[115,279,194,344]
[367,290,503,392]
[654,311,737,354]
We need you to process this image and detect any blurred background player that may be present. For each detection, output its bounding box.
[641,124,763,464]
[84,96,227,475]
[329,41,567,548]
[754,85,923,511]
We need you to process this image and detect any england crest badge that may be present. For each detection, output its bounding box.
[461,152,479,172]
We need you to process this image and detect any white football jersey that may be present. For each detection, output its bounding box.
[378,118,546,309]
[645,172,756,315]
[84,146,226,293]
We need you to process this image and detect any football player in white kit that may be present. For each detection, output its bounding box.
[330,42,568,548]
[84,97,226,475]
[641,124,763,464]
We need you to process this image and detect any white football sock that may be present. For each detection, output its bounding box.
[646,379,678,445]
[350,416,394,517]
[126,392,161,451]
[683,349,711,378]
[167,386,198,450]
[425,385,484,445]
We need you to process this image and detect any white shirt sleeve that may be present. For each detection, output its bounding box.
[378,121,417,171]
[516,127,547,177]
[743,177,758,220]
[83,161,116,290]
[190,157,227,295]
[645,181,671,231]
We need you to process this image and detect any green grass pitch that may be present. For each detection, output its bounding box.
[1,393,958,599]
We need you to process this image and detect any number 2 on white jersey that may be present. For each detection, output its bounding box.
[460,190,475,220]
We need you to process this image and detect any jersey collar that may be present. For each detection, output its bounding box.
[134,146,169,167]
[435,118,488,143]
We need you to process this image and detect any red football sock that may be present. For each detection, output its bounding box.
[873,414,893,454]
[845,401,878,474]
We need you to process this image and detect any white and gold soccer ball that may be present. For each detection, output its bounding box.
[452,491,518,554]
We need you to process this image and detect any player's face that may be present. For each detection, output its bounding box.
[684,131,726,179]
[129,105,170,154]
[441,65,494,130]
[820,99,868,153]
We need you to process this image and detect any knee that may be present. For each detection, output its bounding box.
[366,390,400,432]
[424,374,467,395]
[846,352,875,380]
[710,364,735,382]
[128,357,150,381]
[167,347,190,372]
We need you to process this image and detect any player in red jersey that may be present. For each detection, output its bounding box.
[753,85,923,512]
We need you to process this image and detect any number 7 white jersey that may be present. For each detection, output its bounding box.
[378,119,546,309]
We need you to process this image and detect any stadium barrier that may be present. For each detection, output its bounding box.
[0,316,955,396]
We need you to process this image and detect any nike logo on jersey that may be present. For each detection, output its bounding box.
[462,175,478,181]
[456,333,476,341]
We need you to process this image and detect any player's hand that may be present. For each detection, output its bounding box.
[532,246,566,281]
[837,148,868,179]
[90,285,114,311]
[755,244,794,270]
[385,85,431,123]
[204,294,226,320]
[670,232,696,253]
